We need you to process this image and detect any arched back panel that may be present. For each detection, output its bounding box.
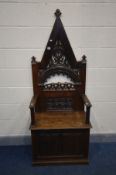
[31,9,87,111]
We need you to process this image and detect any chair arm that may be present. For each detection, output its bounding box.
[82,94,92,124]
[82,94,92,108]
[29,95,38,109]
[29,95,38,125]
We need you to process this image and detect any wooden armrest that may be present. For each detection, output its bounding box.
[82,94,92,124]
[29,95,38,109]
[29,95,38,125]
[82,94,92,108]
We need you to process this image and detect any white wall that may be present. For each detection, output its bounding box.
[0,0,116,136]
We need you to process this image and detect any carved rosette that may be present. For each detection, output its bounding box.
[47,41,70,69]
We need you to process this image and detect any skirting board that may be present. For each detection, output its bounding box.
[0,134,116,146]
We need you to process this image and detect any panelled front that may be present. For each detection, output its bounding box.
[31,129,90,161]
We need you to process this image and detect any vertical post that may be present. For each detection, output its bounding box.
[81,55,87,94]
[86,106,90,124]
[30,107,35,125]
[31,56,38,96]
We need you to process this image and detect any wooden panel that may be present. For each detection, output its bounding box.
[31,129,89,160]
[32,133,62,157]
[31,112,91,130]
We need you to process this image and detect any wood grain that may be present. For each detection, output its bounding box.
[31,111,91,130]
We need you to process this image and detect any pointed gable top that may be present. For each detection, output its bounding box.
[41,9,77,69]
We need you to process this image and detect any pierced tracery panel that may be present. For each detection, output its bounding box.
[44,74,74,84]
[47,97,73,111]
[41,73,76,91]
[42,82,75,91]
[47,40,70,69]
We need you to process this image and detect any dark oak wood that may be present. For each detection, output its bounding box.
[32,158,89,166]
[31,111,91,130]
[29,9,92,165]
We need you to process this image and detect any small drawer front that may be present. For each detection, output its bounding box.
[31,130,90,159]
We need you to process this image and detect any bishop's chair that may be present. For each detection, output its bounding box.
[29,9,92,165]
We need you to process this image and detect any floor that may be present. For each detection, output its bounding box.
[0,143,116,175]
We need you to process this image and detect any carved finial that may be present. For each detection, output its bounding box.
[55,9,61,17]
[31,56,36,64]
[82,55,87,63]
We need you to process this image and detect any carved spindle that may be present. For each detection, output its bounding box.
[31,56,36,64]
[86,106,90,124]
[30,107,35,125]
[82,55,87,64]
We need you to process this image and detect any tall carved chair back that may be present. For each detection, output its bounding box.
[31,9,87,113]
